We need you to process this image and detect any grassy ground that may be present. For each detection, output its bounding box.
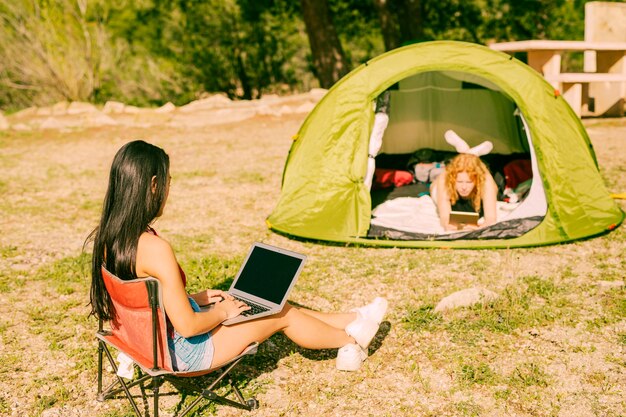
[0,114,624,417]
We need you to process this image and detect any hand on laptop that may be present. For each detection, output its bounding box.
[215,298,252,321]
[193,289,234,306]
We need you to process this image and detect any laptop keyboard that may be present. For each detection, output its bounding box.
[232,295,270,316]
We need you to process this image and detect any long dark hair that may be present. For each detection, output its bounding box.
[87,140,170,320]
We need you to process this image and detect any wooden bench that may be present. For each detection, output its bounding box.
[544,73,626,116]
[490,40,626,117]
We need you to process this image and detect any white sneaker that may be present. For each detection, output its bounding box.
[345,317,379,350]
[336,343,367,371]
[352,297,388,325]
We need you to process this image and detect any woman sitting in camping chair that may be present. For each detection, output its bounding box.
[87,140,387,372]
[430,131,498,231]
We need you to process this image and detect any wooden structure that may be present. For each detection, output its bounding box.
[489,40,626,117]
[490,2,626,118]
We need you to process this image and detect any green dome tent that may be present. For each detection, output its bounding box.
[267,41,623,248]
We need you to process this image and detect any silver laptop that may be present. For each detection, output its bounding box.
[222,242,307,325]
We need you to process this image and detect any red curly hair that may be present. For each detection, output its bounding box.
[444,154,489,212]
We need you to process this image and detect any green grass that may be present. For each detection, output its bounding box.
[403,304,441,332]
[99,411,138,417]
[453,400,482,417]
[0,244,19,259]
[458,362,498,386]
[0,352,21,375]
[603,288,626,318]
[225,172,266,184]
[183,253,244,292]
[0,395,10,414]
[508,362,550,388]
[32,253,90,295]
[0,271,13,293]
[587,287,626,329]
[175,169,218,180]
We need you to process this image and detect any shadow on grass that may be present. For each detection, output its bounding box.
[157,323,392,416]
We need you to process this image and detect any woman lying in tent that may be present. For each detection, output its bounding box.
[430,131,498,231]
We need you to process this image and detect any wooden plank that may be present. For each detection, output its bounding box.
[545,73,626,83]
[489,40,626,52]
[561,83,582,117]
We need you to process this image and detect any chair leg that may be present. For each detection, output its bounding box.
[100,343,144,417]
[97,341,104,400]
[201,387,258,411]
[173,356,257,417]
[153,375,161,417]
[228,376,247,405]
[100,374,152,400]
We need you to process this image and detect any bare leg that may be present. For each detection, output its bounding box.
[210,303,354,368]
[296,307,356,329]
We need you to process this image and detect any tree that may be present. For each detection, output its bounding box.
[0,0,105,109]
[373,0,424,50]
[300,0,349,88]
[482,0,586,42]
[373,0,401,50]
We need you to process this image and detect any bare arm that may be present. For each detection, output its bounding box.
[135,233,248,338]
[432,174,456,231]
[481,173,498,227]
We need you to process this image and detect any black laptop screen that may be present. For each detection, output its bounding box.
[233,246,304,305]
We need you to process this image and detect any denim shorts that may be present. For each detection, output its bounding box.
[168,297,215,372]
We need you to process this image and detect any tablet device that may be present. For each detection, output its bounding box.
[449,210,479,229]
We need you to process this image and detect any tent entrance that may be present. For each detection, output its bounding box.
[367,70,548,240]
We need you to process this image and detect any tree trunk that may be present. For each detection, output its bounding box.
[396,0,423,45]
[300,0,349,88]
[373,0,401,50]
[373,0,424,50]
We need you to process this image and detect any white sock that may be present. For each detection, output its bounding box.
[444,130,470,153]
[467,141,493,156]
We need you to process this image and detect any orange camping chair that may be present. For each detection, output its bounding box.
[96,267,259,416]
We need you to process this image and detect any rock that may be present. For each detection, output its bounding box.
[40,117,66,130]
[259,94,281,103]
[180,94,232,113]
[434,287,499,312]
[52,101,70,115]
[309,88,328,101]
[40,111,116,130]
[84,112,117,127]
[155,102,176,113]
[132,111,172,127]
[279,105,293,115]
[67,101,98,115]
[103,101,126,114]
[11,123,32,131]
[12,106,37,118]
[256,104,282,116]
[36,106,53,116]
[123,105,141,114]
[295,102,316,114]
[0,111,9,130]
[169,107,257,127]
